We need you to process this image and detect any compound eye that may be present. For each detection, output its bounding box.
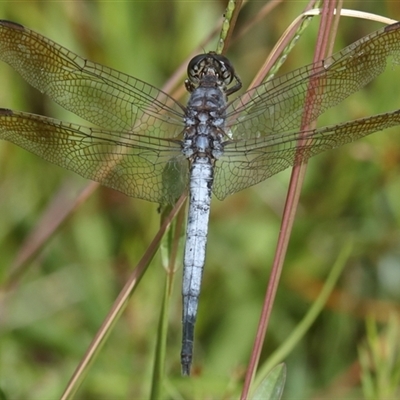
[187,54,207,83]
[212,54,235,85]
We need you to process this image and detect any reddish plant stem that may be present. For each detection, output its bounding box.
[241,1,340,398]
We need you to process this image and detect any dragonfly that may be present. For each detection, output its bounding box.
[1,20,400,375]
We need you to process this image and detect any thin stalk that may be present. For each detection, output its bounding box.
[61,194,186,400]
[241,1,342,398]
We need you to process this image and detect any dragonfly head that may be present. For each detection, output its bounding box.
[185,52,242,96]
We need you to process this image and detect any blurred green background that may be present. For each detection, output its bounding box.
[1,1,400,399]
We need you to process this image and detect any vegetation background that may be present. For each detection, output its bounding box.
[0,1,400,399]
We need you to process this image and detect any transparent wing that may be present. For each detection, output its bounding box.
[213,109,400,200]
[0,109,188,204]
[0,20,185,137]
[225,22,400,139]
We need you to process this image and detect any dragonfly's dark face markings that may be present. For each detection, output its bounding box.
[185,52,242,96]
[187,53,234,87]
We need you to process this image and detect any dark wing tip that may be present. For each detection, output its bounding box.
[384,21,400,32]
[0,20,24,30]
[0,108,13,115]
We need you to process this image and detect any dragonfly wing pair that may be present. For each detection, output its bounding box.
[211,21,400,199]
[0,20,187,204]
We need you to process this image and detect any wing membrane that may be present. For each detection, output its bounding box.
[226,22,400,140]
[214,109,400,199]
[0,109,187,204]
[0,20,185,137]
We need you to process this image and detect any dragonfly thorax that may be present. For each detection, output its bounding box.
[183,77,227,160]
